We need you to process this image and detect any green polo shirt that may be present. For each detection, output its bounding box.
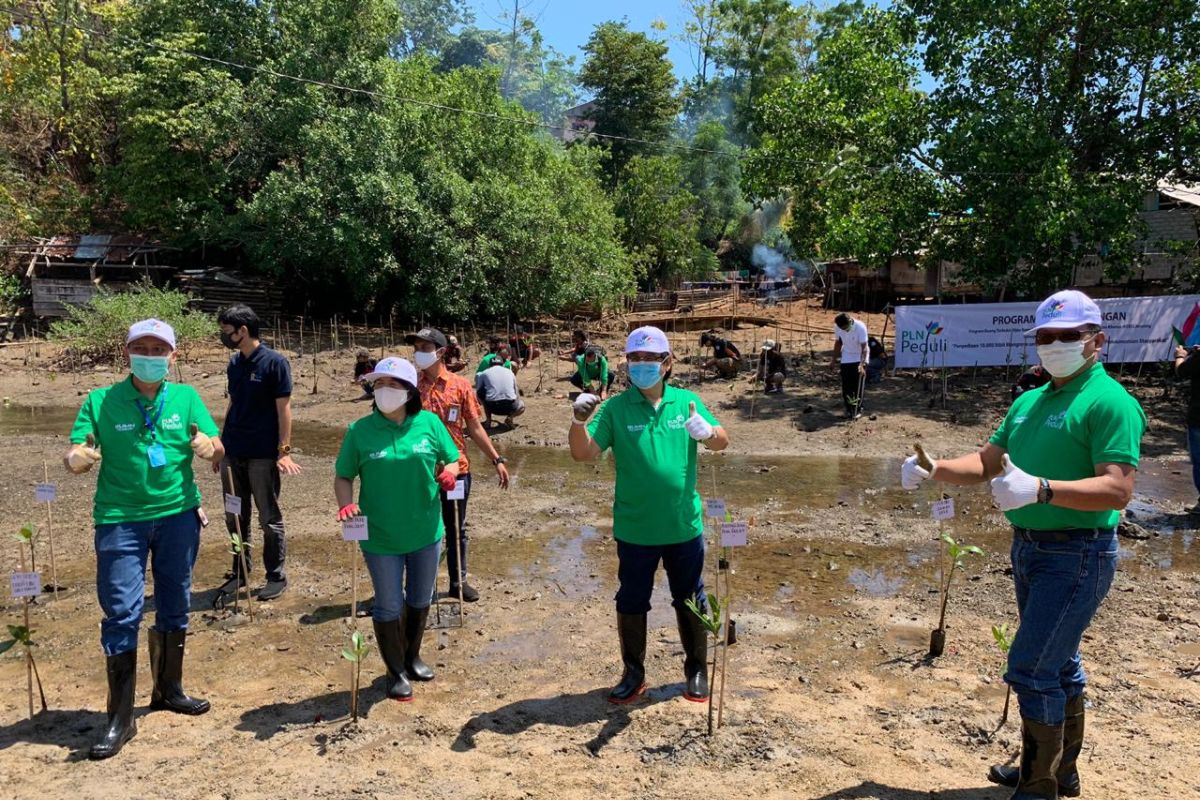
[69,377,220,525]
[575,354,609,386]
[588,384,720,545]
[475,354,514,374]
[334,409,459,556]
[989,362,1145,530]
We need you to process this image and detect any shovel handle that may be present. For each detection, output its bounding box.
[189,423,199,438]
[913,443,934,472]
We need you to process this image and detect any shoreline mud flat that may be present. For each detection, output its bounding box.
[0,323,1197,800]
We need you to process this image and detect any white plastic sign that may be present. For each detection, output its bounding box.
[931,497,956,521]
[720,521,748,547]
[342,516,369,541]
[35,483,57,503]
[446,479,466,500]
[224,493,243,515]
[705,498,727,519]
[11,572,41,598]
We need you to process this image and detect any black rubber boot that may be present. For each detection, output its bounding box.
[1008,717,1065,799]
[988,695,1084,797]
[372,619,412,701]
[403,605,434,681]
[148,629,210,715]
[89,651,137,760]
[608,613,647,704]
[675,606,709,702]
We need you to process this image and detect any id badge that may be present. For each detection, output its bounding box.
[147,442,167,468]
[448,404,460,423]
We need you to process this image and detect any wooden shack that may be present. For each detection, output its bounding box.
[21,235,176,318]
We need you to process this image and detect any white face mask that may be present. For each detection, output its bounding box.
[375,387,409,413]
[1037,340,1089,379]
[413,350,440,370]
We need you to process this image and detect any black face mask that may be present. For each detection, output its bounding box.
[220,330,242,350]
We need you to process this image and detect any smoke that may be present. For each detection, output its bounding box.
[752,243,810,281]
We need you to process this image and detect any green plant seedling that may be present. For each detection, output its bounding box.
[14,523,38,574]
[991,623,1014,729]
[929,533,984,657]
[2,624,47,715]
[685,592,723,637]
[341,630,370,722]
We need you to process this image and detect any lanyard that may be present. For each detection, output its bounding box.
[136,384,169,441]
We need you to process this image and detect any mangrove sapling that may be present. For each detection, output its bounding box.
[930,533,984,657]
[1,625,47,716]
[226,532,255,621]
[15,523,37,576]
[341,630,370,722]
[991,624,1014,730]
[686,591,725,736]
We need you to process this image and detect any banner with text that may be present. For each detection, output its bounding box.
[894,296,1200,368]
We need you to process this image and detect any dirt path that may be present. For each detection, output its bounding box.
[0,321,1198,800]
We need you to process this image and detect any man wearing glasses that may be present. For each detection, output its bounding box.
[900,290,1144,800]
[568,326,730,705]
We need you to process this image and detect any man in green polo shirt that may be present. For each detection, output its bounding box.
[569,325,730,705]
[902,290,1144,800]
[63,319,224,760]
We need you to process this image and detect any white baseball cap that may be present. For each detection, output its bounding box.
[126,318,176,350]
[1025,290,1103,335]
[362,356,418,387]
[625,326,671,354]
[761,338,777,350]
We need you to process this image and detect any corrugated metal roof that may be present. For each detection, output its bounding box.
[1158,180,1200,207]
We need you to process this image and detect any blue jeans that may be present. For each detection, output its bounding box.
[1005,529,1118,725]
[363,539,441,621]
[615,536,706,614]
[1188,425,1200,495]
[95,508,201,656]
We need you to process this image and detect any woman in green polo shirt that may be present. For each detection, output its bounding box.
[568,326,730,705]
[334,357,460,702]
[902,290,1145,800]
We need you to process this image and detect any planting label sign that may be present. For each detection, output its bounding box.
[705,498,727,519]
[720,521,749,547]
[342,516,369,541]
[931,497,956,521]
[11,572,41,598]
[447,479,466,500]
[35,483,57,503]
[224,493,242,515]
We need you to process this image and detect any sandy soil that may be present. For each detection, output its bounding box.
[0,308,1198,800]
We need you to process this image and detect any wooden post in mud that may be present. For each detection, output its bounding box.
[18,538,33,718]
[453,499,465,627]
[42,461,58,598]
[350,539,360,627]
[223,461,256,622]
[717,555,733,729]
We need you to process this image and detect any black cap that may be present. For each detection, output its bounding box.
[405,327,448,348]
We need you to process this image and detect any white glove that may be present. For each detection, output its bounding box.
[573,392,601,422]
[901,454,933,490]
[684,402,714,442]
[990,454,1041,511]
[66,440,102,474]
[190,430,216,460]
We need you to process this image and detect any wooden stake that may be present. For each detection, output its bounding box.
[224,465,256,622]
[717,560,733,729]
[453,497,465,628]
[350,541,360,629]
[42,462,58,598]
[19,540,33,718]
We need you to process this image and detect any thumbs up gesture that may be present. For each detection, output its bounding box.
[684,401,714,442]
[65,432,102,474]
[989,454,1041,511]
[189,422,217,461]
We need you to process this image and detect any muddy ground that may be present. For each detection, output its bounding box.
[0,306,1198,800]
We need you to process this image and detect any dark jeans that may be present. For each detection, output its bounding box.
[1005,528,1118,725]
[614,536,706,614]
[95,508,200,656]
[222,456,287,582]
[441,471,472,585]
[1188,425,1200,495]
[840,362,864,413]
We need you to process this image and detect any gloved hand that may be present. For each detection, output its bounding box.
[990,455,1041,511]
[436,469,458,492]
[573,392,601,422]
[66,433,102,474]
[189,423,216,460]
[901,454,934,490]
[684,402,714,442]
[336,503,361,521]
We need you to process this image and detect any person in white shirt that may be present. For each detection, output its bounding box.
[832,313,868,418]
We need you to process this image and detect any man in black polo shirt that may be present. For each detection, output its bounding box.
[214,304,300,602]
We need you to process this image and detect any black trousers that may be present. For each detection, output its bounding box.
[440,471,472,584]
[839,362,864,414]
[221,456,286,581]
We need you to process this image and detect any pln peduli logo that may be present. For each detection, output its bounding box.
[1173,303,1200,348]
[901,319,949,355]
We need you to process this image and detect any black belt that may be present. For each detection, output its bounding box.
[1013,527,1114,543]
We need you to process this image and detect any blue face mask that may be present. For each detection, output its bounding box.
[130,354,170,383]
[628,361,663,390]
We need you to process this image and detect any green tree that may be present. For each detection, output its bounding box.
[682,121,747,247]
[579,21,680,179]
[393,0,473,56]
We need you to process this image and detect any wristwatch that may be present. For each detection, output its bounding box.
[492,456,507,466]
[278,444,293,456]
[1037,477,1053,505]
